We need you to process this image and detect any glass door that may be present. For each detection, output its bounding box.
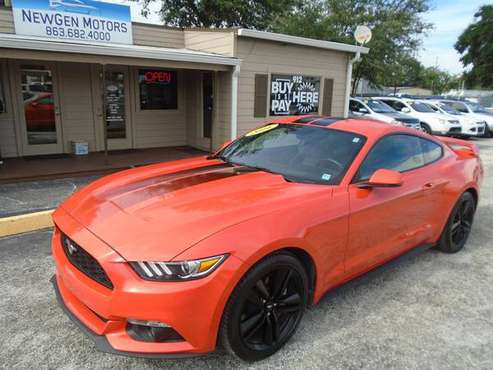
[104,66,132,150]
[17,62,63,156]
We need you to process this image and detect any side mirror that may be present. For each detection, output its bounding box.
[358,169,403,189]
[401,107,411,113]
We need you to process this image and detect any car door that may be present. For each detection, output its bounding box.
[344,134,435,277]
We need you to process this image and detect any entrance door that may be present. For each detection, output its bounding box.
[16,62,63,156]
[104,66,132,150]
[200,72,214,149]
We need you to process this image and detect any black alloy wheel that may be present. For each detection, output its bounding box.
[221,253,309,362]
[437,192,476,253]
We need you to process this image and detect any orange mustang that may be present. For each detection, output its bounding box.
[51,117,482,361]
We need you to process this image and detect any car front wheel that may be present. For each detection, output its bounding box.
[220,253,309,362]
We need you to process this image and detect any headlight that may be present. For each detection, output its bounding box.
[130,255,228,281]
[390,119,403,126]
[438,118,448,125]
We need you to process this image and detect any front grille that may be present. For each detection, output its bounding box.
[61,234,114,289]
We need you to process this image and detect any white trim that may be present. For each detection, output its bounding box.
[237,29,369,55]
[344,52,361,118]
[0,33,241,66]
[231,65,240,140]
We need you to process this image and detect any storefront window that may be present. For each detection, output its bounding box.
[139,69,178,110]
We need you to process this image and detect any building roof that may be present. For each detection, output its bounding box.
[237,29,369,55]
[0,33,240,66]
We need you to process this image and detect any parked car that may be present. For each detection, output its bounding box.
[374,97,462,135]
[419,100,486,138]
[52,116,482,361]
[440,100,493,137]
[349,97,421,130]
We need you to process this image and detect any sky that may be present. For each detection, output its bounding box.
[103,0,488,75]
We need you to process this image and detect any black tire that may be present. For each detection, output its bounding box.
[421,122,432,134]
[220,253,309,362]
[436,192,476,253]
[484,125,492,138]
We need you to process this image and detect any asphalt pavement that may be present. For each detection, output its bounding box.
[1,138,493,369]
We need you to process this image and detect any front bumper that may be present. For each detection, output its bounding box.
[51,207,243,357]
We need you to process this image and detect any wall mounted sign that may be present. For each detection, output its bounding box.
[270,74,320,116]
[11,0,133,44]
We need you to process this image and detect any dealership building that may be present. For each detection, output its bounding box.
[0,0,368,160]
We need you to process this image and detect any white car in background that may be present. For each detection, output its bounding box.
[440,100,493,137]
[374,97,462,136]
[349,98,421,130]
[419,100,486,138]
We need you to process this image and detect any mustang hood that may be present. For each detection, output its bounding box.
[60,157,322,261]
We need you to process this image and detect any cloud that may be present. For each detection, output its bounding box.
[419,0,489,74]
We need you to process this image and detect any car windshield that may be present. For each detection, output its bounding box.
[219,124,366,185]
[469,102,488,113]
[411,102,436,113]
[367,100,395,113]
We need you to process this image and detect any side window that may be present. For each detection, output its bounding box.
[349,100,363,112]
[420,138,443,164]
[383,100,404,111]
[356,135,425,181]
[450,102,468,113]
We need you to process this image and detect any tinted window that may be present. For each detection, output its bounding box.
[367,100,395,113]
[349,100,365,112]
[446,101,468,113]
[221,124,366,185]
[356,135,425,181]
[420,138,443,164]
[139,69,178,110]
[411,102,435,113]
[383,100,406,111]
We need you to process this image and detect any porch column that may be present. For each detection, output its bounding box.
[230,65,240,140]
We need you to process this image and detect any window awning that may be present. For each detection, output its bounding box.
[0,33,240,67]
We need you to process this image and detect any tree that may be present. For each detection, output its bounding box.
[420,67,461,94]
[138,0,301,29]
[271,0,432,94]
[455,5,493,89]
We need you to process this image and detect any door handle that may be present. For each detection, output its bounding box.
[423,182,434,189]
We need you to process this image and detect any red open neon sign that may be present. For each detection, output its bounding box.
[144,71,173,83]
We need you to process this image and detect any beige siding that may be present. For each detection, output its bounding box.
[58,62,97,153]
[212,70,232,149]
[131,67,187,149]
[184,31,235,57]
[185,70,202,149]
[0,8,14,34]
[0,59,18,157]
[235,38,349,135]
[133,24,185,49]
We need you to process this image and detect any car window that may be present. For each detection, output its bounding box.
[382,100,405,111]
[420,138,443,164]
[349,100,365,112]
[411,102,435,113]
[355,134,425,181]
[446,102,468,113]
[367,100,395,113]
[221,124,366,185]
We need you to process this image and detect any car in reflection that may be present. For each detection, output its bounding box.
[24,93,55,131]
[51,116,482,361]
[349,97,421,130]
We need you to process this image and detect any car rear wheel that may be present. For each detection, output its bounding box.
[436,192,476,253]
[220,253,309,362]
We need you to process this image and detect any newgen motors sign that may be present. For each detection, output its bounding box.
[12,0,133,44]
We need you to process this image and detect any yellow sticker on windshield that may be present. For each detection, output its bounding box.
[245,124,279,137]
